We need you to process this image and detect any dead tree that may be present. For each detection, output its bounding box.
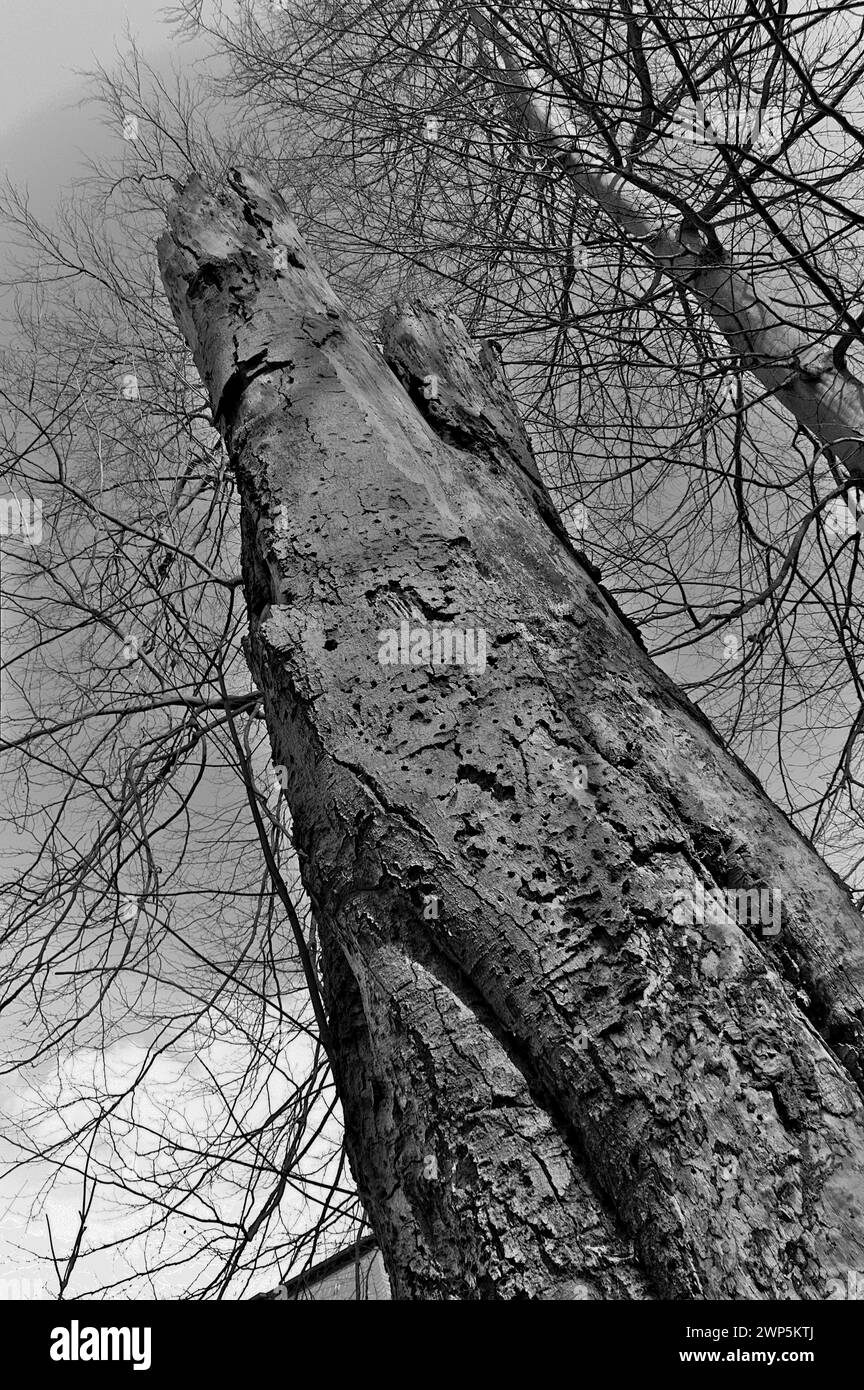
[159,169,864,1300]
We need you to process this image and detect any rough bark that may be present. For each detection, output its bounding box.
[471,8,864,477]
[159,169,864,1300]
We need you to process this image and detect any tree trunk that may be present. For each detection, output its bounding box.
[159,169,864,1300]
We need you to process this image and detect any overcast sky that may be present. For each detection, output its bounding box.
[0,0,182,214]
[0,0,226,1300]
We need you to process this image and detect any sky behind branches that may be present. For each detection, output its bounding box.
[0,0,237,1299]
[0,1,174,214]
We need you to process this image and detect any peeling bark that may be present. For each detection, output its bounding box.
[159,170,864,1300]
